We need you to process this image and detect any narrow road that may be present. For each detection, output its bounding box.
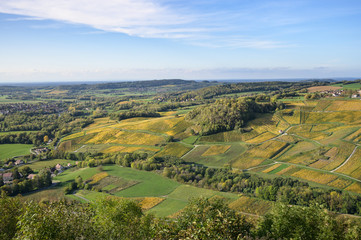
[331,146,358,172]
[74,145,86,153]
[73,193,90,202]
[181,145,199,159]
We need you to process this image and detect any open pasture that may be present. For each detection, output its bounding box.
[0,144,33,160]
[149,184,238,217]
[103,165,180,198]
[331,82,361,90]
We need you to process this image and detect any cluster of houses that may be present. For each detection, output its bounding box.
[328,89,361,98]
[0,102,64,115]
[0,162,73,185]
[31,147,50,155]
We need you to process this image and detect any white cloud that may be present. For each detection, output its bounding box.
[0,0,288,48]
[0,0,195,38]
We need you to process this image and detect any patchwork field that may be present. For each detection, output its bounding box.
[48,98,361,198]
[0,144,33,160]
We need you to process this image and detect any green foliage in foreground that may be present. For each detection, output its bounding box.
[1,195,361,240]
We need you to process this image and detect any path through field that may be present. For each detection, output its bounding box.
[331,146,359,172]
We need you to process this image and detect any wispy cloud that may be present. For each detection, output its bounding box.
[0,0,358,48]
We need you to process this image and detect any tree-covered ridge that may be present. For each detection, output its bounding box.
[186,98,284,135]
[161,80,327,101]
[1,195,360,240]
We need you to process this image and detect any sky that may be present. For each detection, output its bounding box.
[0,0,361,82]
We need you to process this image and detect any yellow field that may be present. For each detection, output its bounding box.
[102,146,159,154]
[309,159,330,169]
[295,131,330,141]
[307,86,342,92]
[311,123,338,132]
[84,117,116,130]
[85,129,165,146]
[232,140,288,169]
[321,142,355,171]
[46,90,69,95]
[229,196,272,215]
[248,113,289,135]
[279,141,318,160]
[117,116,184,134]
[326,101,361,111]
[312,100,332,111]
[320,126,358,145]
[202,145,231,156]
[327,178,352,189]
[62,131,85,141]
[262,164,282,173]
[139,197,165,210]
[281,110,300,124]
[335,147,361,179]
[249,140,288,159]
[288,125,313,133]
[90,172,109,184]
[345,182,361,194]
[276,165,299,176]
[344,128,361,142]
[199,130,259,143]
[292,169,337,185]
[155,143,192,158]
[306,111,361,124]
[246,132,277,144]
[277,134,298,143]
[288,153,318,166]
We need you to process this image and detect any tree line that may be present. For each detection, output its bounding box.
[1,195,360,239]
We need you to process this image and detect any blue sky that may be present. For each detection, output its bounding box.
[0,0,361,82]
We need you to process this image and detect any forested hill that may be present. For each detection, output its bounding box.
[56,79,218,91]
[186,98,284,135]
[162,80,329,101]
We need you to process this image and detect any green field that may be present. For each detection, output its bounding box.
[331,83,361,90]
[0,144,33,160]
[104,165,180,197]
